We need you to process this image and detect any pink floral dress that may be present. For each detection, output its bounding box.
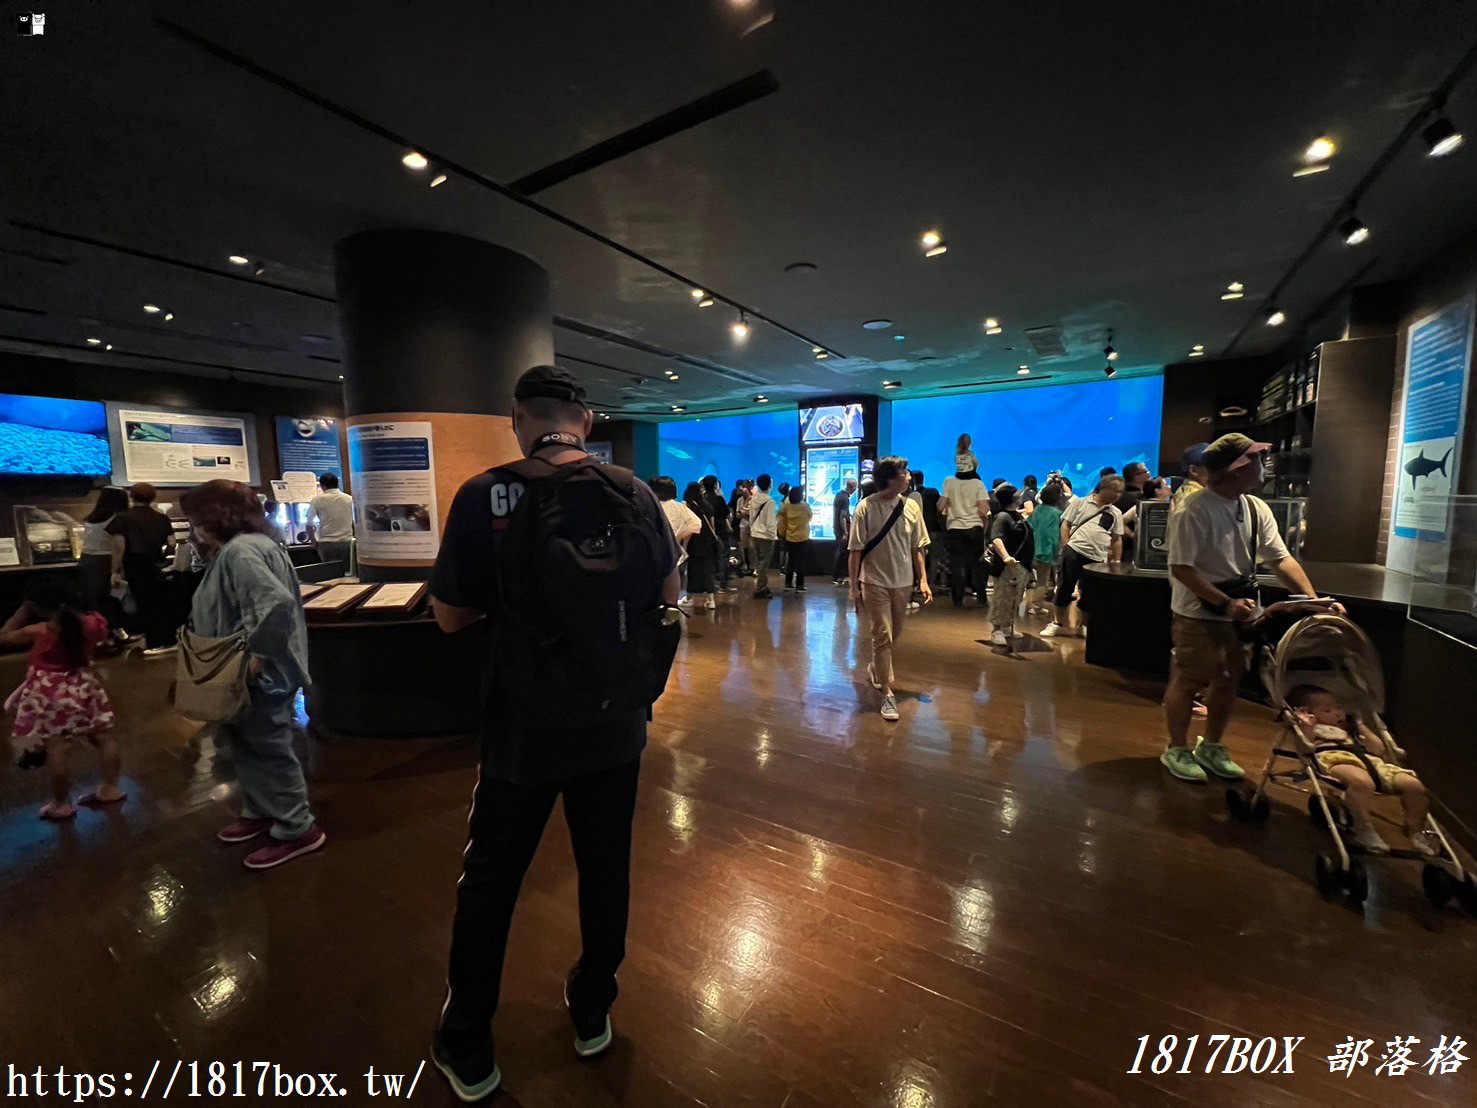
[4,613,115,753]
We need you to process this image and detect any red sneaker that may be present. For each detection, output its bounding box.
[243,824,326,871]
[218,817,273,844]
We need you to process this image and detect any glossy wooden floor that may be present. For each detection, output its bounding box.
[3,587,1476,1107]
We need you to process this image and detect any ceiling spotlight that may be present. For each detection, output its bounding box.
[1192,344,1205,351]
[1292,164,1330,178]
[754,395,769,403]
[337,374,344,380]
[668,374,680,381]
[691,288,706,300]
[228,255,250,266]
[143,304,160,313]
[105,343,113,351]
[815,350,830,359]
[894,334,906,341]
[429,173,448,187]
[1104,344,1118,361]
[698,296,715,308]
[920,230,941,248]
[1340,215,1370,245]
[731,313,750,341]
[402,151,429,170]
[1188,349,1205,357]
[1303,136,1336,163]
[1227,281,1244,292]
[1104,364,1117,378]
[882,380,902,389]
[671,405,686,413]
[1423,116,1464,158]
[811,346,824,354]
[1221,290,1245,301]
[924,244,948,257]
[253,264,266,277]
[164,312,174,321]
[1265,308,1287,327]
[1017,366,1030,376]
[85,337,101,346]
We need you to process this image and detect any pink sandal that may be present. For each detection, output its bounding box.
[77,791,127,808]
[39,802,76,821]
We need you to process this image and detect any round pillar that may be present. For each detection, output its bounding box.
[334,230,552,581]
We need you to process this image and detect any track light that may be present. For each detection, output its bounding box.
[104,343,113,351]
[1189,344,1205,358]
[1104,364,1117,378]
[882,380,902,389]
[1303,136,1336,163]
[691,288,706,300]
[1423,116,1464,157]
[698,296,715,308]
[164,312,174,321]
[983,317,1002,335]
[402,151,429,170]
[1017,366,1030,376]
[1340,215,1370,245]
[85,337,101,346]
[924,244,948,257]
[143,304,160,313]
[1265,308,1286,327]
[731,313,750,341]
[671,405,686,413]
[228,255,249,266]
[430,173,448,187]
[920,230,941,248]
[1104,343,1118,361]
[754,395,769,403]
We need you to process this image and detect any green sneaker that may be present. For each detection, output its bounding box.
[1192,739,1245,780]
[1160,746,1207,783]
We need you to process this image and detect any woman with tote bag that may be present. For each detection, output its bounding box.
[179,480,324,871]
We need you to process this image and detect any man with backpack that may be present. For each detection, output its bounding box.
[427,365,680,1102]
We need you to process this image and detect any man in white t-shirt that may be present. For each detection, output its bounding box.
[938,469,990,607]
[748,473,779,599]
[1162,433,1325,784]
[1042,476,1125,638]
[308,473,355,570]
[848,456,931,722]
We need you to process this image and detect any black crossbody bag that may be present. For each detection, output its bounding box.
[1206,496,1261,616]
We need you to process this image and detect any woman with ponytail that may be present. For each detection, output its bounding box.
[1,580,122,820]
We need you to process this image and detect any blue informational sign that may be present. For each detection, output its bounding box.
[1393,297,1473,541]
[802,445,859,539]
[275,417,343,486]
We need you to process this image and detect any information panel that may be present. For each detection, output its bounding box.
[347,421,439,562]
[276,417,343,487]
[802,445,858,539]
[110,405,254,485]
[1393,296,1473,542]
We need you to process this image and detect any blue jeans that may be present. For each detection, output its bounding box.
[223,689,315,840]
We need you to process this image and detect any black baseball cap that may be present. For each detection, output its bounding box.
[514,364,588,407]
[1181,442,1211,473]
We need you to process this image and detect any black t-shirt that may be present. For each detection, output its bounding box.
[106,505,174,557]
[920,487,942,532]
[430,459,679,784]
[833,490,853,537]
[989,509,1035,569]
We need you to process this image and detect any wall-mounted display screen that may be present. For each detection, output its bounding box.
[656,410,798,494]
[0,393,112,476]
[890,376,1164,491]
[800,403,865,445]
[802,445,858,539]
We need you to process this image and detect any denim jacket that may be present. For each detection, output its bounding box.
[190,533,309,700]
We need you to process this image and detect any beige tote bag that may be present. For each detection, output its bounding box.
[173,626,250,723]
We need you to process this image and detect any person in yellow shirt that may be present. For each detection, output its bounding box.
[777,487,814,593]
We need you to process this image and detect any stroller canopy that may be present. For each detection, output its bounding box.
[1265,612,1387,719]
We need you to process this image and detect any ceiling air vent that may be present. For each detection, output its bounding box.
[1024,325,1068,359]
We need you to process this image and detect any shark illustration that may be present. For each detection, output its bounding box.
[1404,447,1452,490]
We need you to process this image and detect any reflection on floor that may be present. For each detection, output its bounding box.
[3,586,1476,1106]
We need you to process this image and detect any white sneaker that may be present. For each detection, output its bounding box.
[704,594,716,610]
[1352,824,1391,854]
[677,596,692,610]
[907,601,921,611]
[990,630,1008,647]
[1040,623,1063,638]
[879,694,899,722]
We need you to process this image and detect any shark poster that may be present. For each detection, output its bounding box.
[1393,296,1473,544]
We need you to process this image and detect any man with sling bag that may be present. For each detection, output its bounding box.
[848,456,931,722]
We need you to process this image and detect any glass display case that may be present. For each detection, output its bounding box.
[1407,494,1477,648]
[11,505,82,565]
[1264,498,1308,562]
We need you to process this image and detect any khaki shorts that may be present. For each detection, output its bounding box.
[1171,615,1248,684]
[1314,750,1419,791]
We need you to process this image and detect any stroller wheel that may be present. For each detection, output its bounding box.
[1455,875,1477,919]
[1423,864,1455,909]
[1344,860,1369,907]
[1315,853,1340,897]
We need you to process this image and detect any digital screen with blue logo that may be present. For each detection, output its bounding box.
[891,376,1164,492]
[800,403,865,445]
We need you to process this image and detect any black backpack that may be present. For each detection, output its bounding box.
[492,457,680,725]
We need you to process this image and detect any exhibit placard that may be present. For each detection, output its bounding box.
[0,537,19,567]
[275,417,343,486]
[1393,296,1473,543]
[347,421,439,562]
[109,404,256,486]
[1135,500,1172,571]
[282,471,319,504]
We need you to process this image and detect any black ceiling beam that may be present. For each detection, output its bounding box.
[509,71,779,195]
[1225,38,1477,355]
[153,17,842,360]
[0,334,339,389]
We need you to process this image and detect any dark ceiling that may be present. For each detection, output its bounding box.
[4,1,1477,420]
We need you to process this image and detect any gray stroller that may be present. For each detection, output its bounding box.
[1225,605,1475,912]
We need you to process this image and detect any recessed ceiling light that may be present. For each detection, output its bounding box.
[691,288,706,300]
[811,346,824,354]
[402,151,429,170]
[882,380,902,389]
[862,319,893,330]
[105,343,113,351]
[815,350,830,359]
[784,262,817,275]
[671,405,686,412]
[85,337,101,345]
[1423,116,1464,157]
[1189,348,1205,357]
[1266,308,1287,327]
[754,395,769,403]
[1227,281,1244,292]
[920,230,941,248]
[894,335,906,341]
[337,374,344,380]
[1221,291,1244,301]
[228,255,250,266]
[669,374,681,381]
[1304,136,1336,163]
[698,296,715,308]
[1192,344,1205,351]
[430,173,448,188]
[164,312,174,321]
[924,245,948,257]
[1017,366,1030,375]
[1340,215,1370,245]
[143,304,160,313]
[1292,164,1330,178]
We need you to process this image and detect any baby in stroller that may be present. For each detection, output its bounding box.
[1286,684,1439,858]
